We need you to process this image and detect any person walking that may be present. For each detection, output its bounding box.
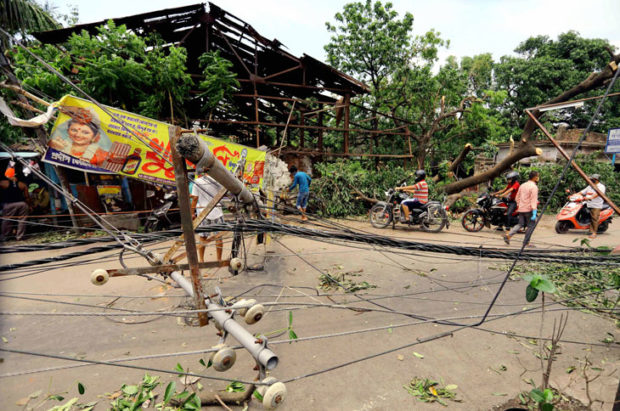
[288,165,312,221]
[579,173,606,239]
[1,167,31,241]
[503,170,539,246]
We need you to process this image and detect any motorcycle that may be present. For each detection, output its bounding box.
[461,192,518,232]
[369,187,449,232]
[555,192,613,234]
[144,189,180,232]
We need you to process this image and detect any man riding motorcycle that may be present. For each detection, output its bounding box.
[492,171,520,230]
[395,169,428,222]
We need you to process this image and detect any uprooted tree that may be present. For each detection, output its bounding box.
[439,52,620,205]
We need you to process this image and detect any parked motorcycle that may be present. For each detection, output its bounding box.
[461,192,518,232]
[144,189,180,232]
[369,188,449,232]
[555,192,613,234]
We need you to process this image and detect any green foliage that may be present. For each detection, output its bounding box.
[197,50,240,113]
[495,31,619,133]
[529,388,554,411]
[312,160,413,216]
[512,262,620,321]
[403,377,460,406]
[0,0,61,47]
[224,381,245,393]
[6,20,196,123]
[524,274,556,302]
[504,158,620,212]
[107,373,199,411]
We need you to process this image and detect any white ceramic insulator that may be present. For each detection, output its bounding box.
[90,269,109,286]
[263,382,287,410]
[244,304,264,325]
[230,257,244,271]
[211,345,236,372]
[238,299,256,317]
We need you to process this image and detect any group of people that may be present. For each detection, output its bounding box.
[495,170,606,245]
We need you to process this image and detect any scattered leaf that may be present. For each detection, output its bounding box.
[78,382,85,395]
[492,392,507,396]
[397,355,404,361]
[412,352,424,359]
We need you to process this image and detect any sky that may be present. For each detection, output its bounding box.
[54,0,620,66]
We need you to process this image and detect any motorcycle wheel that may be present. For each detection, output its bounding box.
[461,210,485,232]
[144,220,161,233]
[369,204,392,228]
[554,220,572,234]
[421,204,447,233]
[597,220,609,233]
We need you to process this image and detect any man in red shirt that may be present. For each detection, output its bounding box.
[493,171,520,230]
[396,169,428,222]
[504,170,539,246]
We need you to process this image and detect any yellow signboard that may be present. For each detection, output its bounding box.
[44,95,266,189]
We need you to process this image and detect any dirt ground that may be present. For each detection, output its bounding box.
[0,214,619,411]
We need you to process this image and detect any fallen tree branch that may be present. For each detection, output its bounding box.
[439,53,620,195]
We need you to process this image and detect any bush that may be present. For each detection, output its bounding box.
[518,157,618,212]
[312,161,414,217]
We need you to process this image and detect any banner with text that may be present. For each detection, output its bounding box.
[43,95,265,189]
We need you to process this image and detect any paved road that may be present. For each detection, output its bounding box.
[0,214,618,410]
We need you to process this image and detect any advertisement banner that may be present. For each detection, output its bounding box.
[43,95,266,189]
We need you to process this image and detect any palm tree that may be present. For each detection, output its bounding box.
[1,0,60,46]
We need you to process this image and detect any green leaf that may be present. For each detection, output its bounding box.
[530,388,545,403]
[542,403,554,411]
[289,329,298,341]
[199,358,206,367]
[526,284,539,302]
[253,390,263,401]
[175,362,184,375]
[121,385,139,396]
[412,352,424,359]
[542,388,553,403]
[163,381,176,404]
[77,382,85,395]
[49,394,65,401]
[288,311,293,327]
[535,278,556,293]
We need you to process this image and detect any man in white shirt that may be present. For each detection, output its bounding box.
[579,174,606,239]
[191,174,224,263]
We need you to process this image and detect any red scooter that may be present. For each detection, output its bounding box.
[555,192,613,234]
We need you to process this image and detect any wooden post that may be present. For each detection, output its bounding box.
[169,126,208,326]
[318,106,324,152]
[343,93,350,155]
[299,108,305,149]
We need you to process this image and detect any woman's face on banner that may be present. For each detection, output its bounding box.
[68,122,97,145]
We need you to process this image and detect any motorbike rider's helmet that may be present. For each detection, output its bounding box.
[414,169,426,182]
[506,171,519,183]
[589,173,601,182]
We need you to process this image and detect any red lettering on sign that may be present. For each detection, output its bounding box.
[212,145,240,167]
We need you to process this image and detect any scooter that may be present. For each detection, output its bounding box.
[555,192,613,234]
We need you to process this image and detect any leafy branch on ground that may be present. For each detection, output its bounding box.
[403,377,460,406]
[508,262,620,323]
[318,265,376,293]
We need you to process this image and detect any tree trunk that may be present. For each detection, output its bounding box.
[443,142,541,195]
